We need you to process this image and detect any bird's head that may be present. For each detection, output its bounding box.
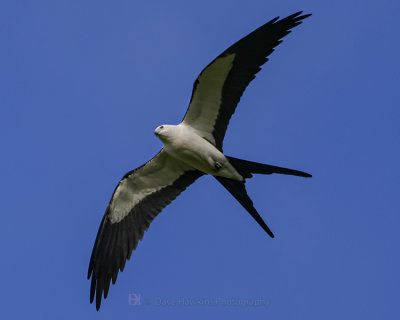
[154,124,174,142]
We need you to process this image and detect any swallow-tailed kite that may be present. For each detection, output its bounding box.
[88,11,312,310]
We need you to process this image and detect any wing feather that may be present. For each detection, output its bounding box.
[88,150,203,310]
[182,11,311,150]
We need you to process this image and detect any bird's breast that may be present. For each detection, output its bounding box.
[163,125,242,180]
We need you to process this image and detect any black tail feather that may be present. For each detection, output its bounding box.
[215,176,274,238]
[227,156,312,179]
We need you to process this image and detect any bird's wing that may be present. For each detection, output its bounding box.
[181,11,311,150]
[88,150,203,310]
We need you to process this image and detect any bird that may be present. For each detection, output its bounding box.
[88,11,312,310]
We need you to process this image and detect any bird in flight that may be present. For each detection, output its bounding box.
[88,11,312,310]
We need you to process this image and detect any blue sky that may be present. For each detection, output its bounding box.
[1,0,399,319]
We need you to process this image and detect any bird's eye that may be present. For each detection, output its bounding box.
[160,126,164,129]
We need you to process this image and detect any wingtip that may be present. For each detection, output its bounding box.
[287,11,312,23]
[271,11,312,24]
[89,289,102,311]
[299,13,312,21]
[96,291,102,311]
[269,16,280,24]
[292,11,312,17]
[90,278,95,304]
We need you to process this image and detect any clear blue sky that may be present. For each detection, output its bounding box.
[1,0,399,319]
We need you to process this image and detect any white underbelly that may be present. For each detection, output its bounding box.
[163,126,243,181]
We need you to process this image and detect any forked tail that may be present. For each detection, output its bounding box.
[215,156,311,238]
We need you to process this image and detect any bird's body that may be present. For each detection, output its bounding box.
[155,124,243,181]
[88,11,312,310]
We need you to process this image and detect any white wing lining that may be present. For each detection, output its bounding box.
[182,53,235,144]
[109,150,190,223]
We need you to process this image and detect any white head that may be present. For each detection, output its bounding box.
[154,124,175,142]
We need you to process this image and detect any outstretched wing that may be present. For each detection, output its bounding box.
[182,11,311,150]
[88,150,203,310]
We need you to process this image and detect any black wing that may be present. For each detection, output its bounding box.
[88,150,203,310]
[182,11,311,150]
